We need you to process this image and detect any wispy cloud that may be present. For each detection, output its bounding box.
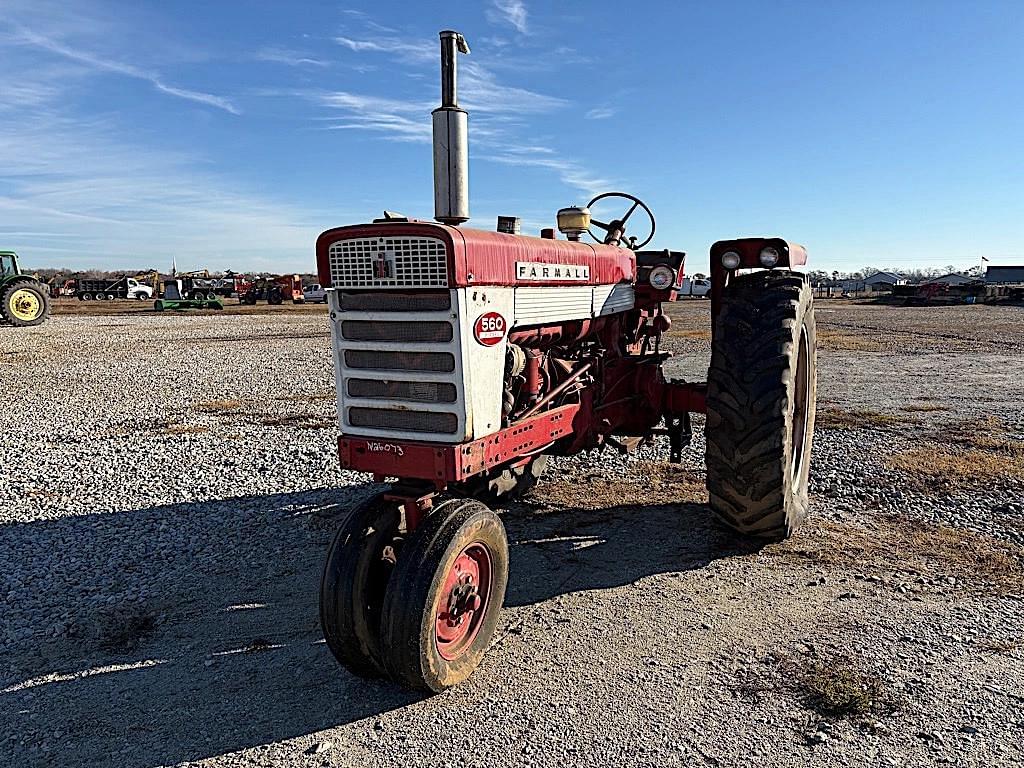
[487,1,529,35]
[460,61,567,114]
[585,106,617,120]
[485,153,610,198]
[1,103,326,269]
[335,35,433,62]
[256,47,329,67]
[9,26,240,114]
[317,91,433,142]
[319,25,614,196]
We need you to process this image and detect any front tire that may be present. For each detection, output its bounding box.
[705,271,816,541]
[380,498,509,692]
[320,492,403,678]
[1,282,50,327]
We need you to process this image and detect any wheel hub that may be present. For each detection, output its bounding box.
[435,544,491,660]
[10,289,40,321]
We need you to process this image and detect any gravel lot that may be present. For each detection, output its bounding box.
[2,299,1022,767]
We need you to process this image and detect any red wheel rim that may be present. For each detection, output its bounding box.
[435,542,492,661]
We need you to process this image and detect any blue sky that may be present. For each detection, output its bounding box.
[2,0,1022,274]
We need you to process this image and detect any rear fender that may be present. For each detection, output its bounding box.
[708,238,808,328]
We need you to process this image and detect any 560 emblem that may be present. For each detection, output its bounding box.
[473,311,507,346]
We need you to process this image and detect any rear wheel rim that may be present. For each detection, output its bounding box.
[791,324,811,487]
[435,542,492,661]
[10,289,41,321]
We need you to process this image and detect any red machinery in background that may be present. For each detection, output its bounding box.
[238,274,304,304]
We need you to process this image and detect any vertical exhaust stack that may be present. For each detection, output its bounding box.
[433,31,470,226]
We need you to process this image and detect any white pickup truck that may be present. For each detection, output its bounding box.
[303,284,328,303]
[679,276,711,297]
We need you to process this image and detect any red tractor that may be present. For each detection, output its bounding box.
[316,31,817,692]
[239,274,304,304]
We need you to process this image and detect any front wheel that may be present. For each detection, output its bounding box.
[1,282,50,327]
[320,492,403,678]
[380,498,509,692]
[705,271,816,541]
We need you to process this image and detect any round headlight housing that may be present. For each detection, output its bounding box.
[649,265,675,290]
[759,246,780,268]
[721,251,741,270]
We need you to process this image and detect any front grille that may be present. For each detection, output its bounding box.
[341,320,453,343]
[344,349,455,373]
[348,407,459,434]
[348,378,457,403]
[329,237,448,288]
[339,291,451,312]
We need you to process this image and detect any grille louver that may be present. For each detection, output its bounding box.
[344,349,456,373]
[348,407,458,434]
[347,379,457,403]
[339,291,451,312]
[329,237,448,289]
[341,320,453,343]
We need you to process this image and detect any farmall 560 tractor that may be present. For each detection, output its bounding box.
[316,32,817,692]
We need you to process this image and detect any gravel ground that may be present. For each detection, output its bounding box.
[2,300,1022,767]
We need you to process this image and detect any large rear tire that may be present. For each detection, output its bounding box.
[705,270,816,541]
[380,498,508,692]
[1,282,50,327]
[320,492,403,678]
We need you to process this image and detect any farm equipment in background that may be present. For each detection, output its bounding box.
[75,275,153,301]
[156,277,223,311]
[0,251,50,326]
[171,270,232,300]
[315,31,818,692]
[892,280,989,305]
[240,274,304,304]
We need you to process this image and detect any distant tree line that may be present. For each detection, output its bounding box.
[806,265,984,284]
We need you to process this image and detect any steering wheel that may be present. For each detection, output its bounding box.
[586,192,656,249]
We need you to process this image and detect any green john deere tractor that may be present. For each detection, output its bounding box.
[0,251,51,327]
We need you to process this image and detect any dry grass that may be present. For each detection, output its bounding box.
[786,655,893,720]
[533,461,706,510]
[260,413,334,430]
[667,328,711,341]
[772,516,1024,594]
[889,416,1024,492]
[275,392,334,402]
[943,416,1024,455]
[817,330,887,352]
[889,446,1024,491]
[163,423,210,436]
[816,407,917,429]
[979,638,1022,655]
[902,402,951,413]
[196,399,242,413]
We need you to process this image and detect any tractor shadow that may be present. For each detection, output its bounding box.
[0,487,419,768]
[501,495,763,607]
[0,485,757,768]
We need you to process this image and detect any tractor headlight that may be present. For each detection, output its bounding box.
[720,251,741,270]
[759,246,780,268]
[649,265,675,290]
